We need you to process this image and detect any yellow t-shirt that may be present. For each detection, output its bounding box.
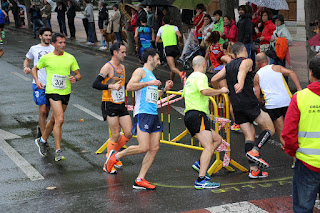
[182,72,210,114]
[37,52,80,95]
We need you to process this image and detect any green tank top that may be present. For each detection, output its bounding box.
[161,25,177,48]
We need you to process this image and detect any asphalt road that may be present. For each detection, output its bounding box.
[0,29,295,213]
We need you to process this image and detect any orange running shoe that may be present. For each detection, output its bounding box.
[249,169,268,179]
[133,178,156,190]
[106,150,118,173]
[231,124,241,132]
[179,71,186,83]
[246,150,269,168]
[114,160,123,169]
[103,163,117,174]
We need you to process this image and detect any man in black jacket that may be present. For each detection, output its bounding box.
[98,1,108,50]
[29,4,44,38]
[67,0,76,39]
[237,5,253,58]
[55,2,67,36]
[136,4,147,28]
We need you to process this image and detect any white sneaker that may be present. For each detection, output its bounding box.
[99,46,107,50]
[86,42,94,45]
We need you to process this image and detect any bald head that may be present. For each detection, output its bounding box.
[256,53,268,63]
[192,56,206,73]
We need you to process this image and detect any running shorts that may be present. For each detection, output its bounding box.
[46,94,70,106]
[131,113,163,135]
[266,106,288,121]
[164,45,180,58]
[234,104,261,125]
[32,83,49,106]
[101,101,129,120]
[184,110,212,136]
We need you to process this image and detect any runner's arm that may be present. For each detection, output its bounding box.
[273,65,302,91]
[23,58,32,74]
[31,66,44,89]
[127,68,160,91]
[235,59,252,93]
[159,80,173,97]
[69,69,82,83]
[134,27,139,46]
[253,74,264,105]
[92,64,120,90]
[201,87,229,96]
[210,66,227,84]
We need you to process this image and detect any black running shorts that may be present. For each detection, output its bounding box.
[234,104,261,125]
[101,101,129,120]
[164,45,180,58]
[266,106,288,121]
[184,110,212,136]
[46,94,70,106]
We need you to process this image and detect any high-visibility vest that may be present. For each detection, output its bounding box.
[296,88,320,168]
[161,25,177,48]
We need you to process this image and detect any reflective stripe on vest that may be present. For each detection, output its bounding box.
[161,25,177,48]
[296,88,320,168]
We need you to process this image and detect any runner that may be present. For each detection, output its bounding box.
[254,52,302,147]
[211,42,275,179]
[106,49,173,190]
[92,42,132,174]
[23,27,54,145]
[0,8,7,57]
[156,16,186,83]
[32,33,82,161]
[134,16,154,61]
[183,56,228,189]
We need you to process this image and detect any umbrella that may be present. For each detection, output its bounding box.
[172,0,211,10]
[45,0,57,11]
[18,4,26,10]
[308,33,320,46]
[120,4,138,20]
[247,0,289,10]
[69,0,81,11]
[52,0,67,7]
[141,0,171,7]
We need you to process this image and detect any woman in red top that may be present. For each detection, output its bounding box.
[193,4,206,42]
[222,15,238,42]
[256,9,276,52]
[205,31,224,72]
[130,9,138,32]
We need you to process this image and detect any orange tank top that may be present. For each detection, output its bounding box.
[102,62,126,103]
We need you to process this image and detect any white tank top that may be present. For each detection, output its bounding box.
[257,65,292,109]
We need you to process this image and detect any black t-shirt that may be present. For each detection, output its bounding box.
[225,57,259,111]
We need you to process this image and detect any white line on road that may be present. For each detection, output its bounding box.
[11,72,31,81]
[73,104,104,121]
[0,138,44,181]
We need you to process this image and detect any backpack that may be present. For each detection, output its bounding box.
[275,37,289,60]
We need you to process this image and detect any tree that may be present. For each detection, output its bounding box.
[24,0,32,29]
[219,0,235,20]
[305,0,320,68]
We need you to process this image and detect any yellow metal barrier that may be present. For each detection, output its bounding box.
[95,90,247,174]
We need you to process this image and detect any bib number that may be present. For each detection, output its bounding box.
[52,74,67,90]
[146,87,158,104]
[111,87,125,103]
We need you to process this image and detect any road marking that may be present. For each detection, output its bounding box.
[0,138,44,181]
[73,104,104,121]
[11,72,31,81]
[0,129,21,140]
[171,105,185,116]
[206,201,268,213]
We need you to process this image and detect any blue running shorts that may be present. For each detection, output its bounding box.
[32,83,49,106]
[132,113,164,135]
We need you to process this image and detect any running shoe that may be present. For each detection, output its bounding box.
[103,163,117,174]
[36,125,42,138]
[114,160,123,169]
[2,31,5,39]
[291,161,296,169]
[133,178,156,190]
[248,169,268,179]
[192,161,212,180]
[106,150,118,173]
[55,150,65,162]
[194,179,220,189]
[246,150,269,168]
[179,71,186,83]
[0,40,3,45]
[230,124,241,132]
[35,138,48,157]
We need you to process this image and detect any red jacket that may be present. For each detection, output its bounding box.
[222,19,238,42]
[282,82,320,172]
[258,20,276,45]
[194,12,205,38]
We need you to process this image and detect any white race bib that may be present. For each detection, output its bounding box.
[146,86,158,104]
[111,86,125,103]
[52,74,67,90]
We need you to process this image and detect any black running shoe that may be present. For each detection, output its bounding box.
[35,138,48,157]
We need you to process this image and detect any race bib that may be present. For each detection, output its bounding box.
[52,74,67,90]
[146,86,158,104]
[111,87,125,103]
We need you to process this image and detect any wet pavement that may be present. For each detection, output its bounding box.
[0,28,314,213]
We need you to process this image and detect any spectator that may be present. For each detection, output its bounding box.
[55,2,67,36]
[98,1,108,50]
[136,4,147,28]
[41,0,51,29]
[194,3,206,44]
[256,9,276,53]
[83,0,94,44]
[212,10,225,44]
[146,6,154,28]
[11,0,19,28]
[19,7,25,28]
[282,56,320,213]
[1,0,9,24]
[205,31,224,72]
[134,16,154,60]
[130,8,138,32]
[110,4,121,42]
[181,9,194,42]
[237,5,253,58]
[199,14,213,54]
[29,4,44,39]
[67,0,76,39]
[222,15,238,42]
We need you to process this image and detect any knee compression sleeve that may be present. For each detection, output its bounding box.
[254,130,272,151]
